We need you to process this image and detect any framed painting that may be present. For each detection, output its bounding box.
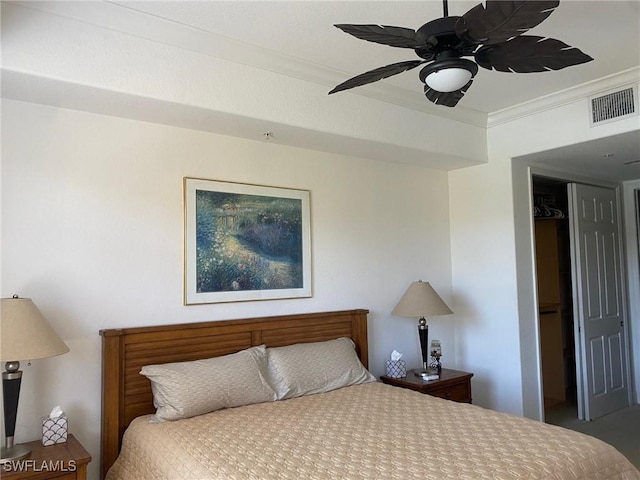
[184,178,312,304]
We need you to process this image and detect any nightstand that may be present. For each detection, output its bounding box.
[381,368,474,403]
[1,434,91,480]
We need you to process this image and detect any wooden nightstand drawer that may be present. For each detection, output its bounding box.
[380,368,473,403]
[425,381,471,402]
[44,473,77,480]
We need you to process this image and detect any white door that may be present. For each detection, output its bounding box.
[569,183,630,420]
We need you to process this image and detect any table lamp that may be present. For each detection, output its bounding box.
[1,295,69,463]
[392,281,452,377]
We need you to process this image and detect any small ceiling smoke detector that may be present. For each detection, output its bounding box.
[262,132,274,140]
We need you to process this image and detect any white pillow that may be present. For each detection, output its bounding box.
[140,345,277,421]
[266,337,375,400]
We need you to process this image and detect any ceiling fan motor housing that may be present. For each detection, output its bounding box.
[415,16,469,60]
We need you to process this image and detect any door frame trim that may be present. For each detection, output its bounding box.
[622,180,640,404]
[566,184,585,419]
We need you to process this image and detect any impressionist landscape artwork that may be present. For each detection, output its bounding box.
[184,178,311,304]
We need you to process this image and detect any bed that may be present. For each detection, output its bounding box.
[100,309,639,480]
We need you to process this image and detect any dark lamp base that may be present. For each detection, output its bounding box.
[1,444,31,464]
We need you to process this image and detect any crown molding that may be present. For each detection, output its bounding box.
[487,67,640,127]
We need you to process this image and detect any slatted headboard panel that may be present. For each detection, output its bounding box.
[100,309,369,479]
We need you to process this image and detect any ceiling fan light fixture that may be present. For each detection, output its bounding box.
[419,58,478,92]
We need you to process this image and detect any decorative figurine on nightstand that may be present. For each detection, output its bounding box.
[429,340,442,373]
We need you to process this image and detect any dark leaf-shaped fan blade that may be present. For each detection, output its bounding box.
[475,35,593,72]
[455,1,559,45]
[334,24,433,49]
[424,80,474,107]
[329,60,425,94]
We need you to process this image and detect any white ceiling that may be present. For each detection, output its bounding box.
[519,130,640,182]
[110,0,640,113]
[3,0,640,180]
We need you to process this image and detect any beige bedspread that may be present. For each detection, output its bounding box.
[106,382,639,480]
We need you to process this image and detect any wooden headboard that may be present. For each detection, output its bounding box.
[100,309,369,479]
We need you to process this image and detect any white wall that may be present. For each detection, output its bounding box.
[449,95,639,418]
[1,99,454,480]
[448,153,523,414]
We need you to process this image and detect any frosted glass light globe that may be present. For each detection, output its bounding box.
[424,68,473,92]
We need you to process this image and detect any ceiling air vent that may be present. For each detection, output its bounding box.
[590,85,638,126]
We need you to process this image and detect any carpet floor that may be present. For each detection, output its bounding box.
[546,403,640,470]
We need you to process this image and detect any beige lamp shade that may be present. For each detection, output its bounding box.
[0,297,69,362]
[392,281,453,318]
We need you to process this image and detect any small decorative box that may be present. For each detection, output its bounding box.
[42,415,68,446]
[385,359,407,378]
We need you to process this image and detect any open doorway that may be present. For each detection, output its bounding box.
[532,175,578,420]
[533,174,632,422]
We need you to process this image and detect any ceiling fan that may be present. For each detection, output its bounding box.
[329,0,593,107]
